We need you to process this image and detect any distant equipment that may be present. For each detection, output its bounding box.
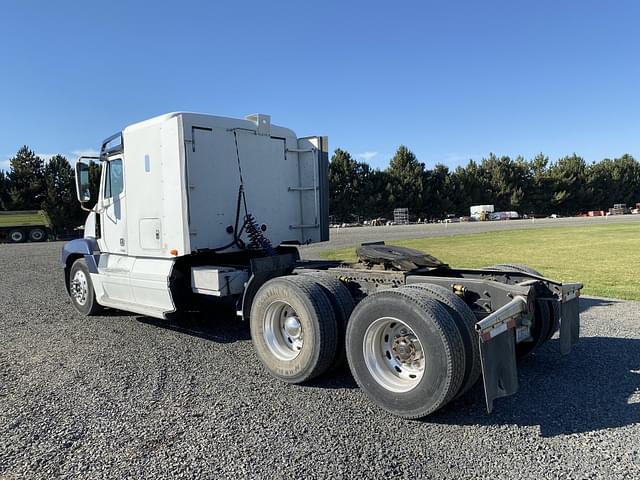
[490,211,520,221]
[393,208,409,225]
[470,204,494,221]
[0,210,51,243]
[609,204,628,215]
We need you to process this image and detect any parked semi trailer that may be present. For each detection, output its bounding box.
[62,112,582,417]
[0,210,51,243]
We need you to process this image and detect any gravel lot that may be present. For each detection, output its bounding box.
[1,241,639,479]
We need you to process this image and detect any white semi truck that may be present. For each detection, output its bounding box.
[63,112,582,418]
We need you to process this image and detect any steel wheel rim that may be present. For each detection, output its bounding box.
[363,317,425,392]
[31,230,44,241]
[10,231,23,242]
[263,300,304,361]
[71,270,89,306]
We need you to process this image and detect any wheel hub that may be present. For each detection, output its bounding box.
[363,317,426,393]
[263,301,304,361]
[284,315,302,338]
[71,270,88,306]
[392,335,421,363]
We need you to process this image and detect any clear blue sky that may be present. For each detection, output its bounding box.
[1,0,638,171]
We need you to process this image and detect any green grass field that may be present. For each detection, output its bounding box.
[321,223,640,301]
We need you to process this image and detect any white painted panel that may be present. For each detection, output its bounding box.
[121,115,187,258]
[139,218,162,250]
[129,257,175,313]
[97,253,135,303]
[191,266,248,296]
[185,119,308,251]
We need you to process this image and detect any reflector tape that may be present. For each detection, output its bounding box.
[480,318,517,342]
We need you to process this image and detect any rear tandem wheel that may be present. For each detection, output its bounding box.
[345,286,466,419]
[250,275,338,384]
[404,283,481,398]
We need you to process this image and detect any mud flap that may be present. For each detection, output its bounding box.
[479,329,518,413]
[475,296,528,413]
[559,296,580,354]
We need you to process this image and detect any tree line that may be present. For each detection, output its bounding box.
[0,146,100,235]
[329,146,640,222]
[1,144,639,234]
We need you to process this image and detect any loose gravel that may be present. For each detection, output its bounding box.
[1,242,639,479]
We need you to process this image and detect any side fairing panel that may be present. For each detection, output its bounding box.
[122,116,188,258]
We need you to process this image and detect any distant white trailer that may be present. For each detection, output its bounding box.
[470,204,494,220]
[470,204,494,215]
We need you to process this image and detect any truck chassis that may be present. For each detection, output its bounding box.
[141,241,581,416]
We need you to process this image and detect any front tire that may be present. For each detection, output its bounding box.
[69,258,103,315]
[250,275,338,384]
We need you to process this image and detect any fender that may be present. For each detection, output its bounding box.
[240,252,297,321]
[61,237,100,274]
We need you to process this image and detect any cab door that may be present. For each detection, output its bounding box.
[100,157,127,254]
[96,157,134,303]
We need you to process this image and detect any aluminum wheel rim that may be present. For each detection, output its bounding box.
[71,270,89,306]
[363,317,425,393]
[263,300,304,361]
[10,231,23,242]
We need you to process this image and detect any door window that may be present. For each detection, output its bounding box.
[105,159,124,198]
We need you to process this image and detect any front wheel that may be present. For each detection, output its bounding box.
[69,258,103,315]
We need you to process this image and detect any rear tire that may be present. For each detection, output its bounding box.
[29,228,47,242]
[405,283,481,398]
[69,258,103,316]
[250,275,338,384]
[8,229,25,243]
[346,286,465,419]
[299,272,354,369]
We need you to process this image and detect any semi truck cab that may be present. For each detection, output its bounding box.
[65,112,328,318]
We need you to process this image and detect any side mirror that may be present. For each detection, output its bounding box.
[75,160,92,203]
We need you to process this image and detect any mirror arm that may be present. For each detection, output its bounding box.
[79,202,94,213]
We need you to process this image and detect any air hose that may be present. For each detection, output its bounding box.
[210,130,276,256]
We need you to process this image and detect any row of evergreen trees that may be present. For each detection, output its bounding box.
[329,146,640,222]
[2,145,639,232]
[0,147,86,233]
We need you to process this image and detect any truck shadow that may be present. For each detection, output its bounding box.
[579,296,620,313]
[428,336,640,437]
[136,306,251,343]
[136,310,360,389]
[134,301,640,430]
